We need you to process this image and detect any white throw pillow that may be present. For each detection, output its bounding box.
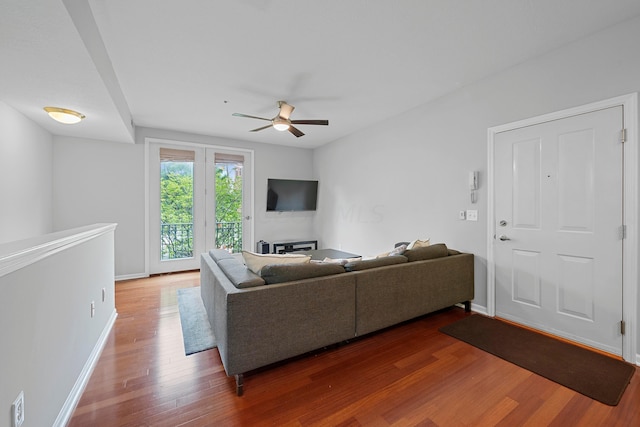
[377,243,408,258]
[407,238,430,250]
[242,251,311,275]
[321,256,362,265]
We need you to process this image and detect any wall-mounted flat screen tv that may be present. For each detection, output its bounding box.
[267,179,318,211]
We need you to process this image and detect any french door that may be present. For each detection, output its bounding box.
[148,141,253,274]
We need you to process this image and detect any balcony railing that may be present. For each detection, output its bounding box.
[160,222,242,260]
[161,223,193,260]
[215,221,243,253]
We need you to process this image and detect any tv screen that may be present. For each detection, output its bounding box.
[267,179,318,211]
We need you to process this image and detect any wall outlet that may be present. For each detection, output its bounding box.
[466,210,478,221]
[458,210,466,220]
[12,391,24,427]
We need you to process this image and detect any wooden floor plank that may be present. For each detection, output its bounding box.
[69,271,640,426]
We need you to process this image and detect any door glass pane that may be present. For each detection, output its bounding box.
[215,154,243,253]
[160,149,194,260]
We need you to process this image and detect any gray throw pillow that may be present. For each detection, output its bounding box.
[217,258,266,288]
[209,249,236,262]
[260,263,345,285]
[344,255,408,272]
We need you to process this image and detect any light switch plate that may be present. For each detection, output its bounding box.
[466,210,478,221]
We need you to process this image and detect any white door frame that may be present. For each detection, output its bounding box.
[144,137,255,275]
[487,93,638,364]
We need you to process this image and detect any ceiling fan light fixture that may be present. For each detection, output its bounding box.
[273,119,290,131]
[43,106,85,124]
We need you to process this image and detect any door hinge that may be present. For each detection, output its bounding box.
[620,320,626,335]
[620,225,627,240]
[620,128,627,143]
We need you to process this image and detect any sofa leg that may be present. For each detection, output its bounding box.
[235,374,244,396]
[464,301,471,312]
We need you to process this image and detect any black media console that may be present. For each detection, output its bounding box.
[273,240,318,254]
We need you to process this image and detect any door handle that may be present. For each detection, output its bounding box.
[498,235,510,241]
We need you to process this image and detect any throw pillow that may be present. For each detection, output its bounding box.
[389,244,407,256]
[217,258,266,289]
[321,256,362,265]
[242,251,311,275]
[407,238,430,250]
[260,263,346,285]
[209,249,235,262]
[344,255,408,272]
[376,244,407,258]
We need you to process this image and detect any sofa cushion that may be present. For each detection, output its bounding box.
[260,262,346,285]
[404,243,449,262]
[344,255,408,272]
[242,251,311,275]
[217,258,266,289]
[209,249,236,262]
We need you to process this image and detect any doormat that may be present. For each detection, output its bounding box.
[439,315,636,405]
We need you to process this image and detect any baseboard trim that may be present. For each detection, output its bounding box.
[116,272,148,281]
[53,308,118,427]
[465,302,488,316]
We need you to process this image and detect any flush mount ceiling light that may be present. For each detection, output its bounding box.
[43,106,86,124]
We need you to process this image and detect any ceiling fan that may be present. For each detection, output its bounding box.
[233,101,328,138]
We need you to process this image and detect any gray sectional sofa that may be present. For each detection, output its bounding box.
[200,243,474,395]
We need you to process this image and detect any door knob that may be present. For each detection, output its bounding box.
[499,235,510,241]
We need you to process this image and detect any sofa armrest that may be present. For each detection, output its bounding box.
[221,275,356,376]
[201,253,358,377]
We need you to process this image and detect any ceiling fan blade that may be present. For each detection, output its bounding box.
[278,101,295,120]
[233,112,271,121]
[249,124,273,132]
[288,126,305,137]
[290,119,329,126]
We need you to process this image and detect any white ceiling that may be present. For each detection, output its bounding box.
[2,0,640,149]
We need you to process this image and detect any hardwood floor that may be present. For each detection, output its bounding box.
[69,272,639,426]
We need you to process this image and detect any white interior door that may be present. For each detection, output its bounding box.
[493,106,624,355]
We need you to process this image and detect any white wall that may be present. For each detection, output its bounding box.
[52,127,316,277]
[252,140,319,246]
[139,127,318,252]
[0,101,53,243]
[0,225,116,427]
[53,136,146,278]
[314,17,640,314]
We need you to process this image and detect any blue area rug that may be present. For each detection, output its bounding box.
[177,287,216,355]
